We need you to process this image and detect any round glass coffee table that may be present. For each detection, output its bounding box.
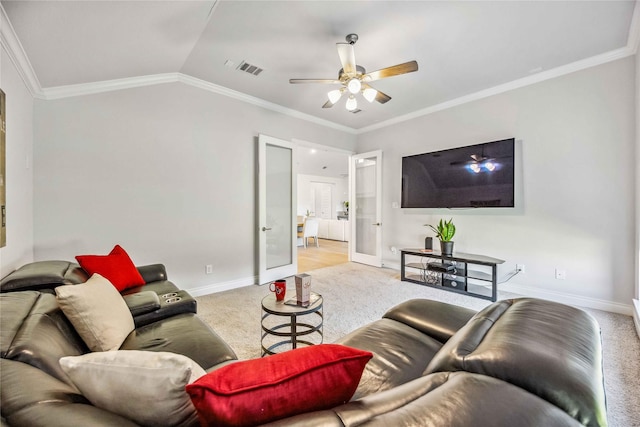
[260,293,323,356]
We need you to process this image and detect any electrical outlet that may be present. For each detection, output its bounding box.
[516,264,525,273]
[555,268,566,280]
[205,264,213,274]
[390,246,397,254]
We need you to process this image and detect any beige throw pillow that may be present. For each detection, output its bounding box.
[59,350,206,427]
[55,273,135,351]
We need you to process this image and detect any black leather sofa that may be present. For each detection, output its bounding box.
[0,261,607,427]
[0,261,197,327]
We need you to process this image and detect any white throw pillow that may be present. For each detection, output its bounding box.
[55,273,135,351]
[60,350,206,427]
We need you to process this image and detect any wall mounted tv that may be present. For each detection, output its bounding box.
[401,138,515,208]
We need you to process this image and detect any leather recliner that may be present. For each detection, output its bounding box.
[0,261,197,327]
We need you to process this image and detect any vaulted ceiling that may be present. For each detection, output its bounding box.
[2,0,638,134]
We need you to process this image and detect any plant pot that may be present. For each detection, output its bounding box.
[440,241,454,256]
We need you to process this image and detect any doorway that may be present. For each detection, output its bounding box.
[297,239,348,273]
[294,139,352,273]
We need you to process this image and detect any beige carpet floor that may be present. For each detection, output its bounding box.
[196,262,640,427]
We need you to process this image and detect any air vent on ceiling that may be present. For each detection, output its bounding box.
[350,109,362,114]
[237,61,263,76]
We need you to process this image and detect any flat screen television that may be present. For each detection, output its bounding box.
[401,138,515,208]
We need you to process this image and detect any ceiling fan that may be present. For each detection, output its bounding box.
[289,34,418,111]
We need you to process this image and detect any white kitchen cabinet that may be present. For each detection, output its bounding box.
[328,220,344,241]
[317,219,329,239]
[317,219,350,242]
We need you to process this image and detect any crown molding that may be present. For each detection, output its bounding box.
[30,41,633,136]
[0,4,43,98]
[31,71,357,133]
[42,73,179,99]
[176,74,357,134]
[358,45,636,134]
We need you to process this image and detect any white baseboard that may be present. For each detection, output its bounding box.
[633,299,640,338]
[188,275,258,297]
[188,265,634,317]
[499,282,633,316]
[383,261,633,316]
[383,261,402,271]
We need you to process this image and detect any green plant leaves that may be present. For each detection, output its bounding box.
[425,218,455,241]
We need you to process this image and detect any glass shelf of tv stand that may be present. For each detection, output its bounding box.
[400,249,505,302]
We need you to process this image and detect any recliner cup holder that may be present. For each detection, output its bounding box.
[165,297,182,304]
[161,292,178,299]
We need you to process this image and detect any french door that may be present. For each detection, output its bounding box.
[350,150,382,267]
[258,134,297,284]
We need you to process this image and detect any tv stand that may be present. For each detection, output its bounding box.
[400,249,504,301]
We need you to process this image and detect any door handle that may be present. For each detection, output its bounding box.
[372,222,381,226]
[262,227,272,232]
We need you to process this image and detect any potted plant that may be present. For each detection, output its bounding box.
[426,218,456,255]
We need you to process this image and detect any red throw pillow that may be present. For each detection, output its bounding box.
[75,245,145,292]
[186,344,373,427]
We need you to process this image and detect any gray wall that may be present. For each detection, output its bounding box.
[33,82,355,292]
[0,46,34,277]
[357,57,636,310]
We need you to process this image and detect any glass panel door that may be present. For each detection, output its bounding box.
[350,151,382,267]
[258,134,297,284]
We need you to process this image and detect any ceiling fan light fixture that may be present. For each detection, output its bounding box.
[327,89,343,104]
[363,87,377,103]
[345,95,358,111]
[347,78,361,94]
[469,163,481,173]
[484,161,496,171]
[289,34,417,112]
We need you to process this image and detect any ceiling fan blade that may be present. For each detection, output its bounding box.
[289,78,341,84]
[374,90,392,104]
[337,43,357,76]
[361,83,392,104]
[322,100,335,109]
[363,60,418,82]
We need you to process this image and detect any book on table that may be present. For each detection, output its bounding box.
[284,292,321,308]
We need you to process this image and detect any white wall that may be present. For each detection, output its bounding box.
[0,46,34,277]
[32,82,355,292]
[357,57,636,312]
[297,174,348,219]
